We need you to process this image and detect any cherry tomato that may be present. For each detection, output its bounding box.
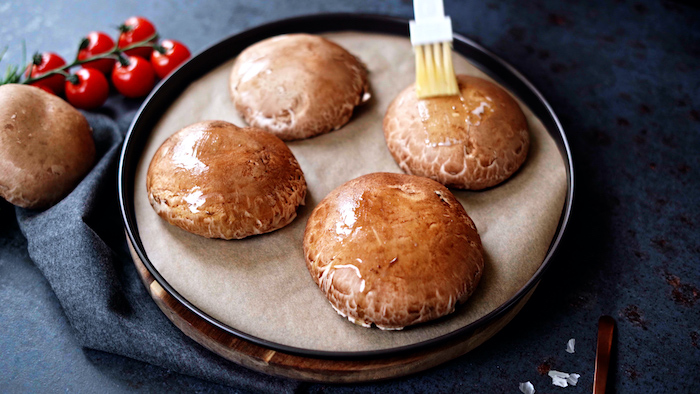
[26,52,66,95]
[111,55,155,98]
[151,39,190,79]
[118,16,157,59]
[78,31,116,74]
[65,68,109,110]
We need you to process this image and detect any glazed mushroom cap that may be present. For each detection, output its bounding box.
[146,120,307,239]
[0,84,95,209]
[230,34,370,140]
[383,75,530,190]
[303,172,484,330]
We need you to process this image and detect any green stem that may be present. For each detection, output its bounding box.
[116,53,130,67]
[22,32,158,85]
[55,69,71,78]
[66,73,79,85]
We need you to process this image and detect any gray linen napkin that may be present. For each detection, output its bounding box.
[15,110,299,393]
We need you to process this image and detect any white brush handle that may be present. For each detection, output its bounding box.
[410,0,453,46]
[413,0,445,21]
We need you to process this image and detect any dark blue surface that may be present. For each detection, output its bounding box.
[1,0,698,392]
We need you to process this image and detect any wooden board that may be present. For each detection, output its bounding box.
[127,235,536,383]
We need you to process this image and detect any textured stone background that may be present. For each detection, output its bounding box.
[1,0,698,392]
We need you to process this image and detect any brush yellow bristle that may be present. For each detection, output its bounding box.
[415,42,459,99]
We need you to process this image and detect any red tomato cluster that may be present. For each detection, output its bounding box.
[26,16,190,110]
[65,69,109,110]
[78,31,115,74]
[26,53,67,95]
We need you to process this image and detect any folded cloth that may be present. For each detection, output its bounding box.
[15,108,299,393]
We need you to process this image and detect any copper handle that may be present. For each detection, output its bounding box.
[593,315,615,394]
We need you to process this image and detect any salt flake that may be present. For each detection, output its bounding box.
[548,370,581,388]
[566,338,576,353]
[519,381,535,394]
[548,370,569,379]
[548,370,570,387]
[567,373,580,386]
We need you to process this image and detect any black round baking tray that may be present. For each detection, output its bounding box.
[118,13,574,360]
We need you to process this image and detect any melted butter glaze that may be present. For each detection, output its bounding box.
[334,194,361,237]
[156,121,272,216]
[182,187,206,213]
[304,173,484,329]
[383,75,530,190]
[147,120,306,239]
[418,84,496,148]
[170,128,210,175]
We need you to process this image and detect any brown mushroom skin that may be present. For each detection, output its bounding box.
[146,120,307,239]
[304,172,484,330]
[0,84,95,209]
[383,75,530,190]
[230,34,369,140]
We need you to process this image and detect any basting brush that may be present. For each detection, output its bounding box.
[409,0,459,98]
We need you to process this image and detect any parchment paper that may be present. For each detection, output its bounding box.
[133,32,567,352]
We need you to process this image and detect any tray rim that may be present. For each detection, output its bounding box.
[118,12,574,360]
